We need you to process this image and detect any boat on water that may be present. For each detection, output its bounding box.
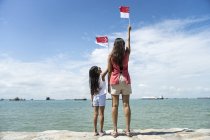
[141,96,156,100]
[157,95,164,100]
[9,97,26,101]
[74,98,87,101]
[141,96,164,100]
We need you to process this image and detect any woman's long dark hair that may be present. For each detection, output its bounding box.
[111,38,126,69]
[89,66,100,95]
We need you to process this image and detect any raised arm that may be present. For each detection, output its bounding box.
[126,25,132,53]
[101,68,108,81]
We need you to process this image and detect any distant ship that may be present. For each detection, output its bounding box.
[74,98,87,101]
[141,96,164,100]
[9,97,26,101]
[141,96,156,100]
[157,95,164,100]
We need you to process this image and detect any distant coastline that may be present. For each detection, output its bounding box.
[197,97,210,99]
[1,97,210,101]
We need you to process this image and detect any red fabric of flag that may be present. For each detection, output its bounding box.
[95,36,108,47]
[96,36,108,43]
[120,6,129,13]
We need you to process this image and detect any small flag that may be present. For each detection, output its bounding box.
[95,36,108,47]
[119,6,129,18]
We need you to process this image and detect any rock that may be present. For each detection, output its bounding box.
[0,129,210,140]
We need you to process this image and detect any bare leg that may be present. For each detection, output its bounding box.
[122,95,131,132]
[112,95,119,132]
[93,106,99,134]
[99,106,105,132]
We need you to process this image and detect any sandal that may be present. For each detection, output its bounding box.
[99,130,106,136]
[124,130,132,137]
[94,132,99,136]
[111,131,118,138]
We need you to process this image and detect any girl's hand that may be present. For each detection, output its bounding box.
[102,74,105,81]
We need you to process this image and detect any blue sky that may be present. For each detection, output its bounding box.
[0,0,210,99]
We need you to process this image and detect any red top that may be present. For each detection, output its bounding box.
[110,51,131,85]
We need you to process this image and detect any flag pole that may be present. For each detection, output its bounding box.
[128,17,130,25]
[128,5,131,26]
[107,40,109,55]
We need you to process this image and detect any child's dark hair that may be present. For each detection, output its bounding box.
[89,66,100,95]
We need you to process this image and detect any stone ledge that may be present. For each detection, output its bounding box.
[1,128,210,140]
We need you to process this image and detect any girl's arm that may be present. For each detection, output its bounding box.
[101,68,108,81]
[126,25,132,53]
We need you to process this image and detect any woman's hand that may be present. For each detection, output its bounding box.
[128,25,131,32]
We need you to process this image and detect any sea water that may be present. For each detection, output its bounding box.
[0,99,210,132]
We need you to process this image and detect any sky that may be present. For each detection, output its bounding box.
[0,0,210,99]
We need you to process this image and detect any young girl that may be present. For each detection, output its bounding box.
[89,66,107,136]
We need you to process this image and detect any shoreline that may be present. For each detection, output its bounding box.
[1,128,210,140]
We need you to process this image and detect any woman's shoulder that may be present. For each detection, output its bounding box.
[108,54,112,60]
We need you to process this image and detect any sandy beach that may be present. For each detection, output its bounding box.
[1,128,210,140]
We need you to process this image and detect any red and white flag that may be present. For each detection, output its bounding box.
[95,36,108,47]
[119,6,129,18]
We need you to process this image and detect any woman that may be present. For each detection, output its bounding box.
[104,25,132,137]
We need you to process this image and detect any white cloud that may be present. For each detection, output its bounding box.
[0,55,91,100]
[0,17,210,99]
[129,17,210,98]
